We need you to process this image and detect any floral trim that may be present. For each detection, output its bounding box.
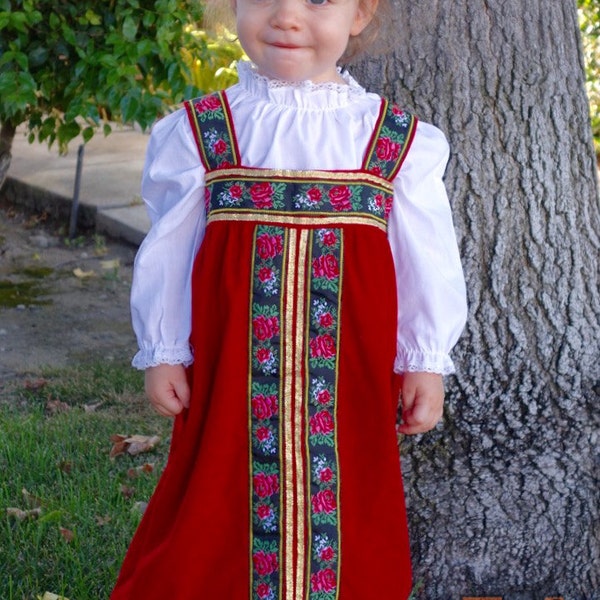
[201,127,235,170]
[254,229,285,298]
[216,180,288,210]
[250,225,285,600]
[306,228,342,600]
[310,533,339,598]
[186,91,238,170]
[364,101,416,180]
[207,177,393,224]
[252,537,279,600]
[251,382,279,458]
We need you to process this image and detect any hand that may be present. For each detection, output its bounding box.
[145,364,190,417]
[397,372,444,435]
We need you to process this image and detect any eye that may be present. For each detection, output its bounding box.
[307,0,328,5]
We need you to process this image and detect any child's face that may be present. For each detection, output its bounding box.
[233,0,376,83]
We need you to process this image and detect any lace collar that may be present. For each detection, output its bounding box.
[236,60,367,109]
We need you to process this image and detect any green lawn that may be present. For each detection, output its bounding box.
[0,362,171,600]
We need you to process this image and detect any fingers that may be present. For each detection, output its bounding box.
[397,372,444,435]
[398,398,443,434]
[172,375,191,410]
[145,364,191,417]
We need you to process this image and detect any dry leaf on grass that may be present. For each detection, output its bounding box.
[132,501,148,515]
[46,399,71,415]
[110,434,161,458]
[57,460,73,474]
[22,487,43,508]
[38,593,70,600]
[84,401,104,413]
[73,267,96,279]
[127,463,155,478]
[59,527,74,543]
[24,378,48,390]
[6,507,42,521]
[120,485,136,500]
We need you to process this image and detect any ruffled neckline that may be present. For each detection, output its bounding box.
[236,60,367,109]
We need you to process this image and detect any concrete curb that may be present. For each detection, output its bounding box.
[1,127,151,246]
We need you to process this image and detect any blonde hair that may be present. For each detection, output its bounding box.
[345,0,393,62]
[202,0,394,62]
[202,1,236,31]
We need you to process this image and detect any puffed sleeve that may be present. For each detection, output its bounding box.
[130,109,206,369]
[388,121,467,375]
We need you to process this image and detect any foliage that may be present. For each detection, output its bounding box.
[0,0,241,154]
[579,0,600,157]
[181,26,244,93]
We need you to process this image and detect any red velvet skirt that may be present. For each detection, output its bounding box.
[111,219,412,599]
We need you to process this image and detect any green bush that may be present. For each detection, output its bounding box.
[0,0,208,152]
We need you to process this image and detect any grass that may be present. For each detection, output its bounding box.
[0,361,172,600]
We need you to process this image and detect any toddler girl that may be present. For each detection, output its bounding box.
[112,0,467,598]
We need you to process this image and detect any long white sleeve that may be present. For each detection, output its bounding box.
[130,63,467,372]
[389,122,467,374]
[130,110,206,369]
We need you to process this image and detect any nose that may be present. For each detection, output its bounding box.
[269,0,300,29]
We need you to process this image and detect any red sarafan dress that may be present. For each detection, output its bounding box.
[111,91,417,600]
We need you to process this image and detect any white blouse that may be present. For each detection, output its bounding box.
[131,62,467,374]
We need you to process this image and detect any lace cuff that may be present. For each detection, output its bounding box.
[394,349,456,376]
[131,345,194,370]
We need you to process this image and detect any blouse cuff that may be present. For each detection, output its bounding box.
[394,349,456,376]
[132,345,194,370]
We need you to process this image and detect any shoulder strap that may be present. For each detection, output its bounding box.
[184,90,241,171]
[362,99,418,181]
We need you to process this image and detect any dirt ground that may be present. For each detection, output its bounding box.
[0,205,139,384]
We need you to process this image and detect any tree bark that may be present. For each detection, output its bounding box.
[0,121,16,190]
[352,1,600,598]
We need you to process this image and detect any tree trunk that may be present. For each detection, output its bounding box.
[352,1,600,598]
[0,121,17,190]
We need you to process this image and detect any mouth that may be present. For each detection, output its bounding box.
[268,42,302,50]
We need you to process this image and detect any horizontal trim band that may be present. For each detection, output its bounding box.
[206,210,388,232]
[205,167,394,192]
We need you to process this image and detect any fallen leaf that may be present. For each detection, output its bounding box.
[110,434,161,458]
[46,399,71,415]
[24,378,48,390]
[59,527,74,543]
[120,485,135,500]
[84,401,104,413]
[39,592,70,600]
[57,460,73,474]
[22,487,43,508]
[73,267,96,279]
[127,463,156,478]
[131,501,148,515]
[6,507,42,521]
[95,514,112,526]
[109,434,129,458]
[125,435,161,456]
[100,258,120,270]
